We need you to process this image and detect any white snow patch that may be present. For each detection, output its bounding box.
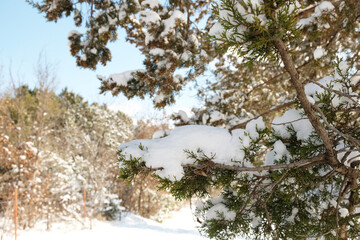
[119,124,261,180]
[245,116,265,140]
[98,26,109,35]
[209,111,225,123]
[339,208,349,218]
[177,110,189,123]
[141,0,161,8]
[314,1,335,17]
[313,46,326,59]
[152,129,171,139]
[6,210,206,240]
[138,10,161,25]
[272,109,313,140]
[286,208,299,223]
[206,203,236,221]
[68,30,81,38]
[149,48,165,56]
[161,10,186,37]
[209,23,225,38]
[297,1,335,28]
[106,70,145,86]
[265,140,289,165]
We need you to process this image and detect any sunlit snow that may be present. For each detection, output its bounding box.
[3,209,208,240]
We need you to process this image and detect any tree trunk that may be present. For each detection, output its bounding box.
[339,224,347,240]
[137,179,144,215]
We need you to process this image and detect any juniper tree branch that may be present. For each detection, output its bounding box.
[265,169,289,203]
[142,154,326,173]
[341,150,353,164]
[246,61,310,97]
[311,103,360,151]
[309,169,336,188]
[209,157,325,171]
[182,154,325,172]
[308,79,360,103]
[238,181,262,216]
[336,176,349,235]
[229,101,293,131]
[263,201,272,233]
[261,169,290,232]
[272,39,344,171]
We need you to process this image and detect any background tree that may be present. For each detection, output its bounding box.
[27,0,360,239]
[0,64,135,230]
[0,81,178,231]
[119,119,180,221]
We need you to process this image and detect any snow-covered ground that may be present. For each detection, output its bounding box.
[2,208,207,240]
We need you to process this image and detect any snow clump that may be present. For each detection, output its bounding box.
[100,69,145,87]
[313,46,326,59]
[119,117,266,181]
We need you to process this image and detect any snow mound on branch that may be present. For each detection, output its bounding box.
[100,70,145,86]
[119,117,265,181]
[297,1,335,28]
[272,109,313,140]
[305,71,356,107]
[209,110,225,123]
[161,10,186,37]
[314,1,335,17]
[68,30,81,38]
[209,23,225,38]
[141,0,161,9]
[206,203,236,221]
[339,208,349,218]
[305,76,334,97]
[139,10,161,25]
[205,195,236,221]
[152,129,171,139]
[149,48,165,56]
[313,46,326,59]
[177,110,189,122]
[246,116,265,140]
[265,140,290,165]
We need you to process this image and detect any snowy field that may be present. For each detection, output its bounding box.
[2,208,208,240]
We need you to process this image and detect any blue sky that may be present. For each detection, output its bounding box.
[0,0,199,119]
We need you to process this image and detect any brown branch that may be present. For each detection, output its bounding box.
[296,4,316,20]
[273,39,342,171]
[271,117,308,126]
[336,176,349,236]
[187,154,326,172]
[263,202,272,233]
[308,80,360,103]
[246,61,310,97]
[238,180,263,216]
[309,169,336,188]
[340,150,353,164]
[143,155,326,175]
[312,104,360,151]
[229,101,293,131]
[266,170,289,203]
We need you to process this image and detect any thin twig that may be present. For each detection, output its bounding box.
[229,102,293,131]
[312,104,360,151]
[308,79,360,104]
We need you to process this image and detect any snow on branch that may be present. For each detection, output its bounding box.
[119,117,267,180]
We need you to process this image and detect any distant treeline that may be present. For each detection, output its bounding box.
[0,84,177,232]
